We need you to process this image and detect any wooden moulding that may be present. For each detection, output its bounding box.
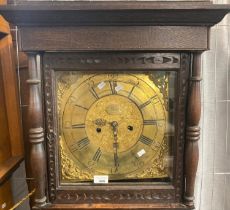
[40,203,189,210]
[0,1,230,27]
[43,52,181,70]
[0,156,23,183]
[19,26,208,52]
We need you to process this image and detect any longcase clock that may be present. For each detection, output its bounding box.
[0,1,229,210]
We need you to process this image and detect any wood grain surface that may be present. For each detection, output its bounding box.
[20,26,208,51]
[0,1,229,26]
[0,14,23,210]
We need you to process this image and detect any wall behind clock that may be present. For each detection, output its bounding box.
[194,0,230,210]
[7,1,230,210]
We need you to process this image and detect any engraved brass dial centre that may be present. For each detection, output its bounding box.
[85,95,143,153]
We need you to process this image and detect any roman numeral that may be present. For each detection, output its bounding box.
[139,95,159,109]
[89,87,99,99]
[77,138,89,149]
[139,135,153,146]
[92,148,102,162]
[70,137,90,151]
[144,119,165,125]
[109,81,117,94]
[128,85,136,98]
[74,104,88,110]
[143,120,157,125]
[72,123,85,129]
[139,100,151,109]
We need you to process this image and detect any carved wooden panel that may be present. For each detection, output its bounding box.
[44,53,180,70]
[174,53,190,201]
[55,189,175,204]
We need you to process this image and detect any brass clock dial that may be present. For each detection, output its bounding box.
[57,72,169,182]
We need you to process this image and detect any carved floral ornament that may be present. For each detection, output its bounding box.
[45,54,180,66]
[60,136,169,181]
[56,190,174,202]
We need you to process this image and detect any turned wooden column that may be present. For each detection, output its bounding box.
[27,53,47,208]
[184,52,202,207]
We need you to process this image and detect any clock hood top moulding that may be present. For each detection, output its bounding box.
[0,1,230,27]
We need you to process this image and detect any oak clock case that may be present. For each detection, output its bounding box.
[0,1,229,209]
[43,52,189,204]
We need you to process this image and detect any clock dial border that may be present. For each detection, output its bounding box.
[59,73,167,180]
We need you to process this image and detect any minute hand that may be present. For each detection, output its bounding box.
[111,121,119,172]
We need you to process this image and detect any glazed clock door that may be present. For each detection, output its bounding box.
[44,52,188,204]
[56,71,175,183]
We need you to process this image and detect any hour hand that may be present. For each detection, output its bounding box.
[110,121,119,171]
[113,152,119,172]
[111,121,118,133]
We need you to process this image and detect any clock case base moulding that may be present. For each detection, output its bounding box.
[41,203,191,210]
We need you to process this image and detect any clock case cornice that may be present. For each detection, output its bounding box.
[0,1,230,27]
[0,1,230,52]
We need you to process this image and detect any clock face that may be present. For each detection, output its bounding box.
[56,72,174,183]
